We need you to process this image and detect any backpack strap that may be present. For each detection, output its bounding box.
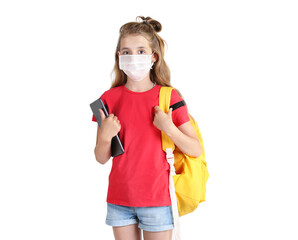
[159,87,176,152]
[159,86,181,240]
[170,100,186,111]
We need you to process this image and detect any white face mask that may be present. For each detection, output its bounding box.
[119,53,154,82]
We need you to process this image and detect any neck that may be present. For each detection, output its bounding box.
[125,78,155,92]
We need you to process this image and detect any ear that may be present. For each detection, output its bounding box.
[152,52,158,63]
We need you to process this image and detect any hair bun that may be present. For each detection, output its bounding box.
[137,16,162,32]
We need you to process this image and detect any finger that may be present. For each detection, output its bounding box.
[114,119,119,126]
[154,106,162,112]
[168,108,173,118]
[117,121,121,128]
[99,109,106,120]
[111,115,119,123]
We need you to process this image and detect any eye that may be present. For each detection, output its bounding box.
[122,51,129,55]
[138,50,145,54]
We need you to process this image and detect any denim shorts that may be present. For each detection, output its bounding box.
[106,203,174,232]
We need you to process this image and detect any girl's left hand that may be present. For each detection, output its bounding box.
[153,106,174,134]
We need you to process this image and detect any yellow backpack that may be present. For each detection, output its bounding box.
[159,86,209,217]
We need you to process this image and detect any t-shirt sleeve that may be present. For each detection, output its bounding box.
[91,92,107,122]
[170,89,190,127]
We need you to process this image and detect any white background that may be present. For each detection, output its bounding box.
[1,0,297,239]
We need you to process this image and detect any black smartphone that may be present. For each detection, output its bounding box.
[90,98,124,157]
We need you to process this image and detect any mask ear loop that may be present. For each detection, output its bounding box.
[151,51,156,69]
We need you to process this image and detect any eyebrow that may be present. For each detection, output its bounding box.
[120,46,148,51]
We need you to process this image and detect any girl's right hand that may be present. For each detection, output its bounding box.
[98,109,121,142]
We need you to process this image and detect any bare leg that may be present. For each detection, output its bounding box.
[143,229,173,240]
[112,224,142,240]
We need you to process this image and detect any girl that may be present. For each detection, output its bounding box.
[92,16,202,240]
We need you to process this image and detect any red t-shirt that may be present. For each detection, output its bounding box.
[92,84,189,207]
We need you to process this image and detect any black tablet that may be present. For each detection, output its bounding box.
[90,98,124,157]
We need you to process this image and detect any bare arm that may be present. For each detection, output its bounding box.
[94,109,121,164]
[94,125,112,164]
[153,106,202,158]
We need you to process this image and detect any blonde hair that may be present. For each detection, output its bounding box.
[111,16,173,88]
